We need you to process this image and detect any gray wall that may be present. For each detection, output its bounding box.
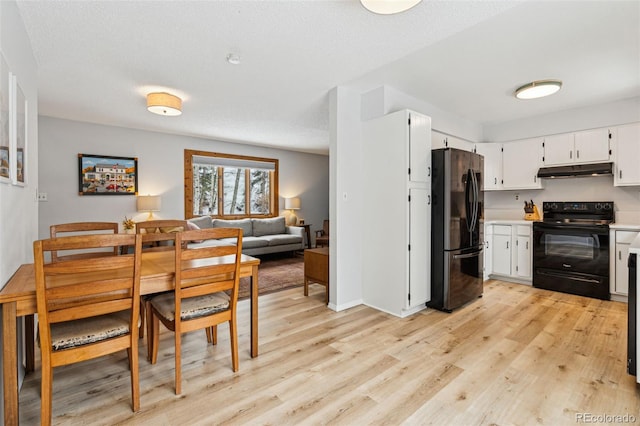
[38,117,329,245]
[0,0,39,417]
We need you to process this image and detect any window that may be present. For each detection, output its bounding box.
[184,150,278,219]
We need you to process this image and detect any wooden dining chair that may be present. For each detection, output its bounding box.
[148,227,243,395]
[49,221,119,262]
[136,219,189,356]
[33,233,143,425]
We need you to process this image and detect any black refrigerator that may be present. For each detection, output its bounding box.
[428,148,484,312]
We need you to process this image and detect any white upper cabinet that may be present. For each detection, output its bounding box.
[409,113,431,183]
[543,128,610,166]
[475,142,502,191]
[613,123,640,186]
[502,138,543,189]
[574,128,611,163]
[431,130,474,152]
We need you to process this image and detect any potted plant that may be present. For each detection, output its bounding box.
[122,216,135,234]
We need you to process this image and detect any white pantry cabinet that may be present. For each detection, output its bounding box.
[502,138,543,190]
[543,128,610,166]
[362,109,431,317]
[613,123,640,186]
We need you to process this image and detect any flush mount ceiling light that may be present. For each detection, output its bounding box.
[514,80,563,100]
[146,92,182,116]
[360,0,422,15]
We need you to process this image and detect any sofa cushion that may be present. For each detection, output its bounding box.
[221,236,268,249]
[252,217,286,237]
[262,234,303,246]
[188,216,213,229]
[212,218,253,237]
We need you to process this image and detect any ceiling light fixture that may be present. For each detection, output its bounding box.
[514,80,562,100]
[360,0,422,15]
[146,92,182,116]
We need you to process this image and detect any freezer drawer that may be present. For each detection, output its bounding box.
[429,247,483,312]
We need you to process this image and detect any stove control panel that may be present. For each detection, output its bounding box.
[542,201,614,222]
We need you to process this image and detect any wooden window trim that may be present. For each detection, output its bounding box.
[184,149,279,219]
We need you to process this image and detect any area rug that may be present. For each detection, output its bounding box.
[238,254,304,299]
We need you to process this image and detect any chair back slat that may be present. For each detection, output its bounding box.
[49,222,119,262]
[44,254,134,275]
[46,277,134,299]
[48,299,133,323]
[174,227,243,305]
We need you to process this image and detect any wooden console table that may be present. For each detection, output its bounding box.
[304,247,329,303]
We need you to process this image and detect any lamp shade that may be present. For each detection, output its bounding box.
[137,195,161,212]
[360,0,422,15]
[147,92,182,116]
[284,197,301,210]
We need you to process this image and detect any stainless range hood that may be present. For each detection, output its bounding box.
[537,162,613,178]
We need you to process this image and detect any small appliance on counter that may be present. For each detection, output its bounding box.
[524,200,540,221]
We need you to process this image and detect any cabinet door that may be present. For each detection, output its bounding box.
[515,235,531,278]
[615,242,631,295]
[502,138,543,189]
[492,233,511,276]
[408,188,430,308]
[543,133,574,166]
[574,128,610,163]
[476,143,502,190]
[409,113,431,183]
[431,130,447,150]
[614,123,640,186]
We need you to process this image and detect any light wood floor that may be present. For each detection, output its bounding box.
[18,280,640,425]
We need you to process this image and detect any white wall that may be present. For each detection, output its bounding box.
[38,117,329,243]
[483,97,640,142]
[0,0,39,418]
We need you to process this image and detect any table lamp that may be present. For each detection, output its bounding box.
[284,197,300,226]
[137,195,161,220]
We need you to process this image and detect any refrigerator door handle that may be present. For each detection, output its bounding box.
[452,248,483,260]
[464,169,473,233]
[471,169,479,232]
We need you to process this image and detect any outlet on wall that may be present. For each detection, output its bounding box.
[37,192,48,202]
[515,194,519,201]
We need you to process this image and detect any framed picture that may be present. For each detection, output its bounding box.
[0,53,10,184]
[78,153,138,195]
[13,77,26,185]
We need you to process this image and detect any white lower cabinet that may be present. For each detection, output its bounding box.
[611,229,639,296]
[486,222,532,284]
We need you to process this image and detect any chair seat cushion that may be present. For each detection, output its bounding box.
[151,292,230,321]
[49,311,131,351]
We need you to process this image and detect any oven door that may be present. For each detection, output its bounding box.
[533,222,609,276]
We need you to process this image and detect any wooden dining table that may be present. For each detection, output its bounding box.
[0,250,260,425]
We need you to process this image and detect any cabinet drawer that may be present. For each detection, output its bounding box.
[617,231,639,244]
[493,225,511,235]
[516,225,531,236]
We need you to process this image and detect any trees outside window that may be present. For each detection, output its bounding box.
[185,150,278,219]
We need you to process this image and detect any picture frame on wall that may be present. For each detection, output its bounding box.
[0,53,10,184]
[78,153,138,195]
[13,77,26,186]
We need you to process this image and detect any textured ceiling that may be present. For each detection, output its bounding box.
[15,0,640,154]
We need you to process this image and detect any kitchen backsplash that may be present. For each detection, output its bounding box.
[484,176,640,224]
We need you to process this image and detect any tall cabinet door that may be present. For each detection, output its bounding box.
[408,188,430,308]
[409,113,431,183]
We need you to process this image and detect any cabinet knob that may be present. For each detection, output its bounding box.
[506,241,509,249]
[570,151,572,159]
[576,150,580,159]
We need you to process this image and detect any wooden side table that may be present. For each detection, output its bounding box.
[304,247,329,303]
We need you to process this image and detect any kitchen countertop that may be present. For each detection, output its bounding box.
[610,224,640,231]
[484,220,533,225]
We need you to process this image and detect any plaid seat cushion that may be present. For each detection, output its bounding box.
[150,292,230,321]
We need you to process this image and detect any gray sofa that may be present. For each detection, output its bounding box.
[187,216,304,256]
